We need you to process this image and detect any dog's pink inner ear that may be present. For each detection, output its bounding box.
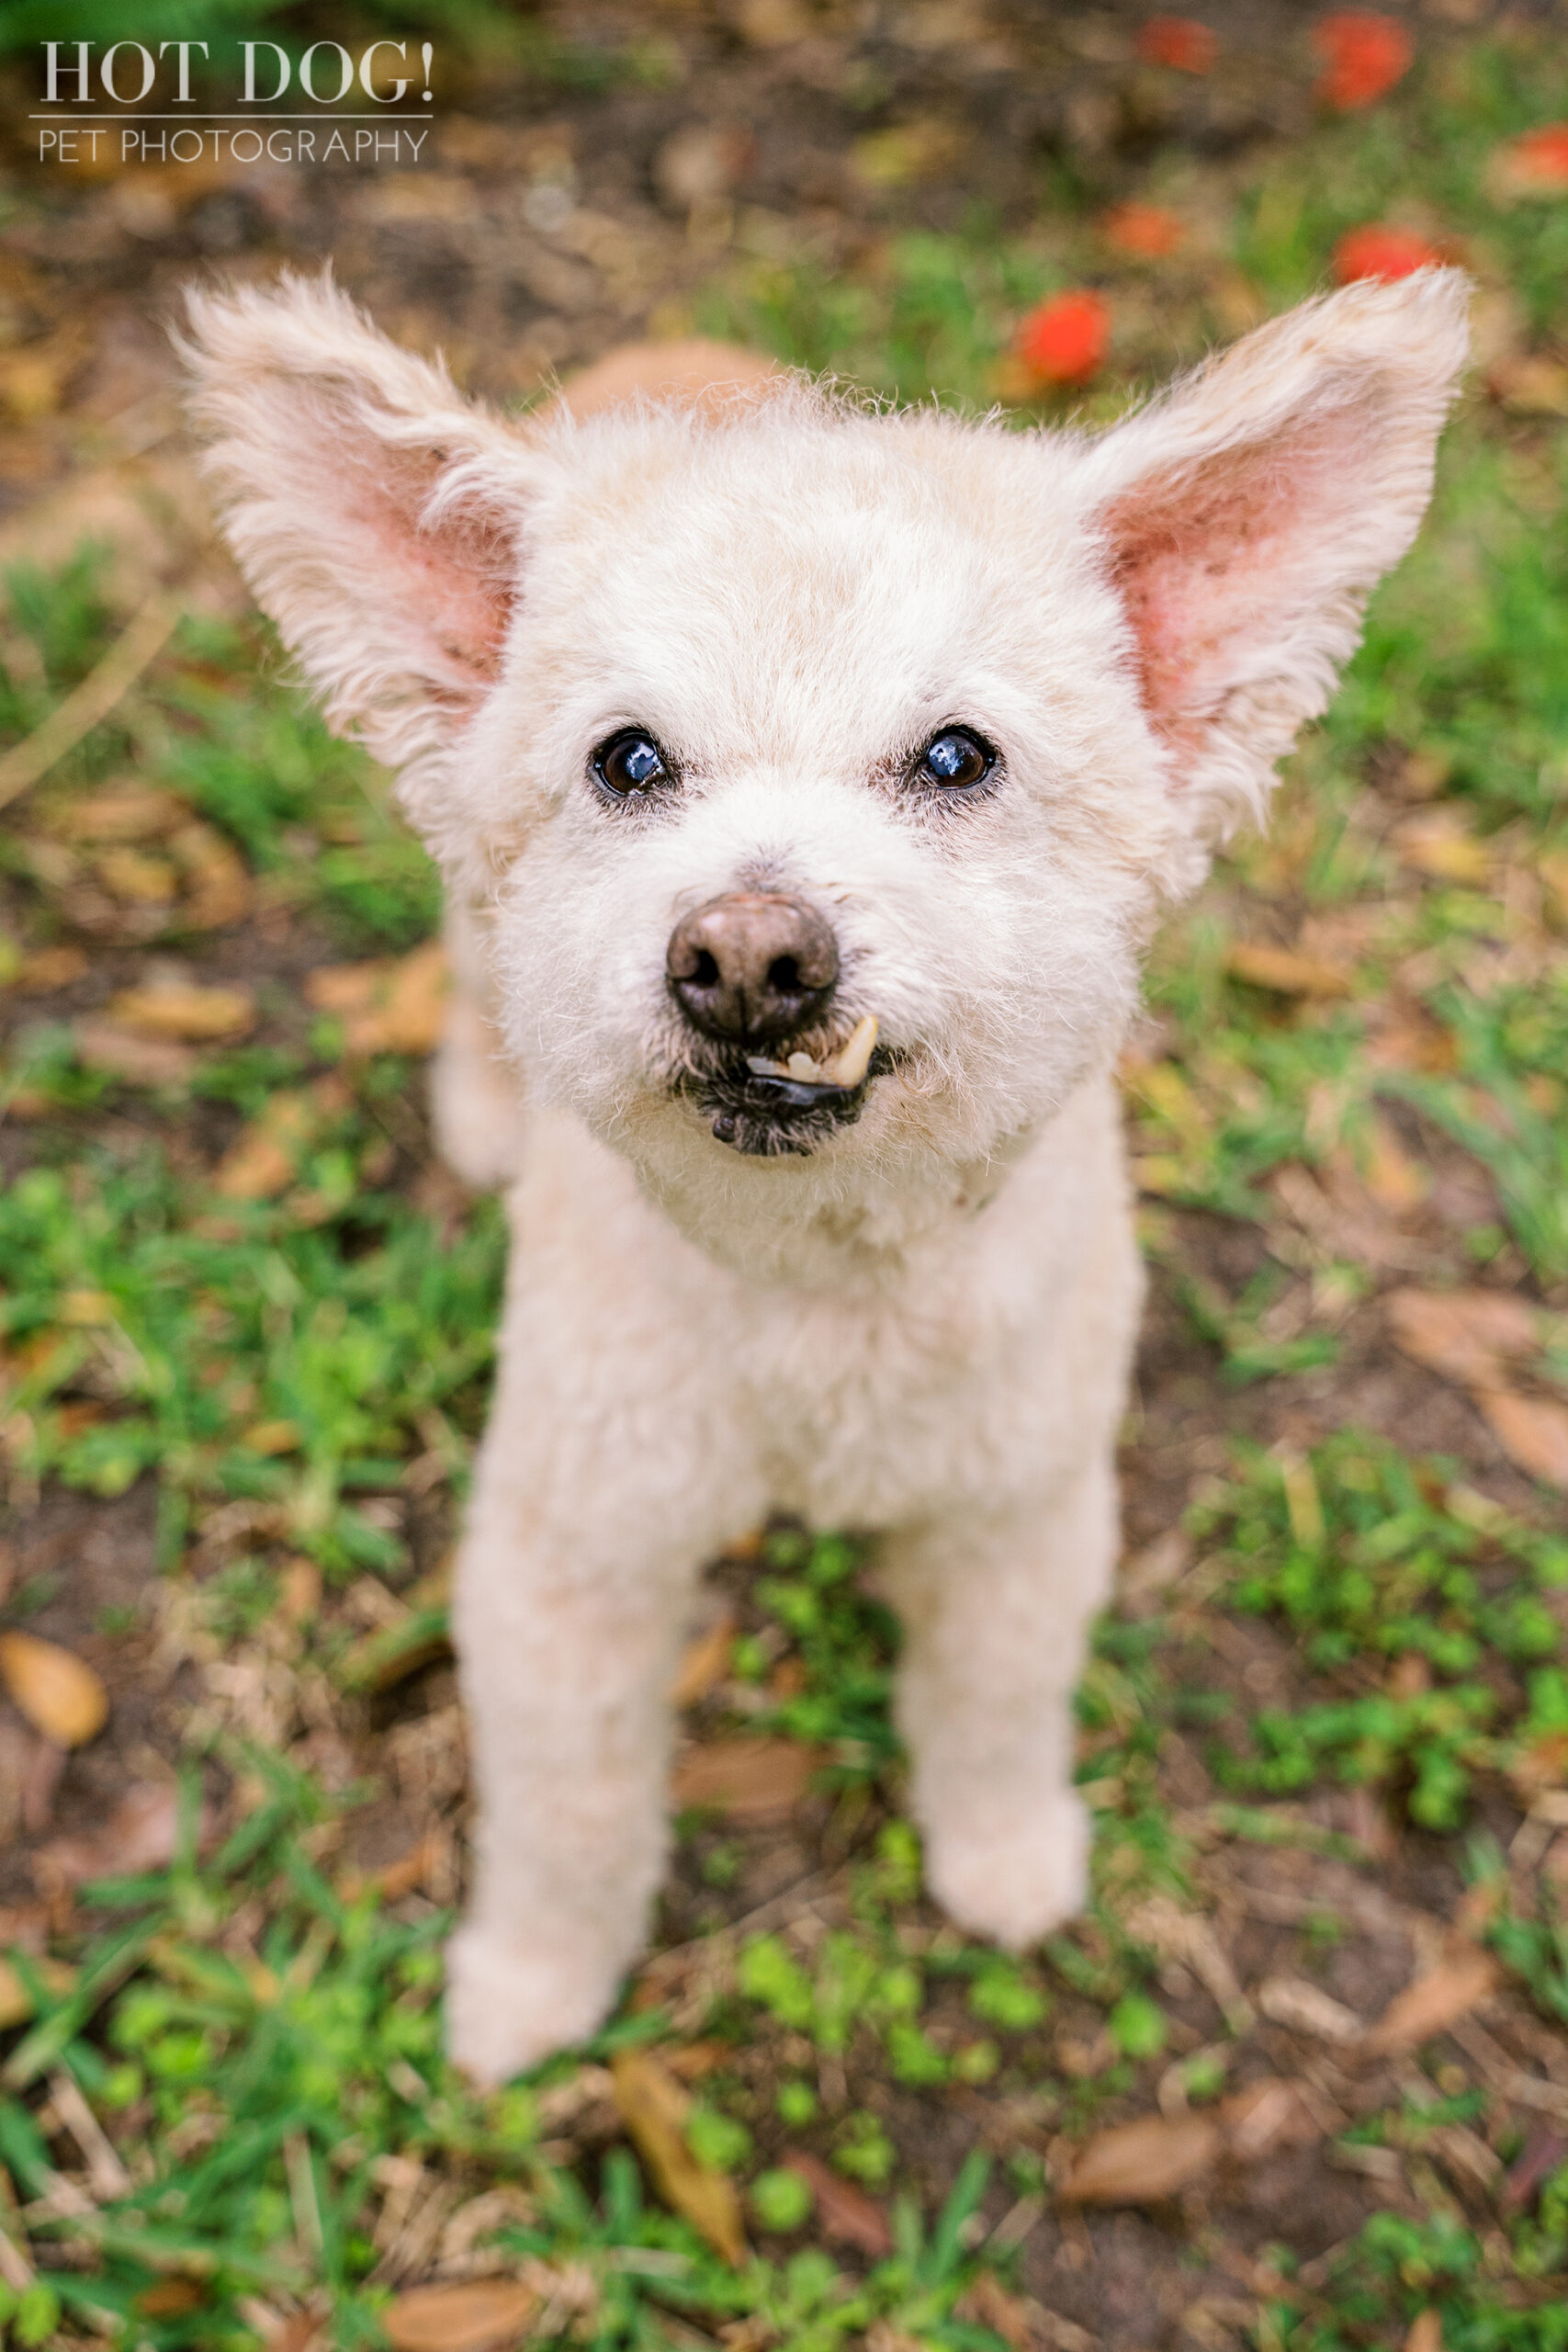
[302,417,513,708]
[1102,411,1356,756]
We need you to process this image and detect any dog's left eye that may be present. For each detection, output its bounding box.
[914,728,995,791]
[593,729,671,797]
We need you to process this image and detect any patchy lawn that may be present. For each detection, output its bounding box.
[1,6,1568,2347]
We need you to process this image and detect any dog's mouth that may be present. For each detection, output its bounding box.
[681,1014,895,1157]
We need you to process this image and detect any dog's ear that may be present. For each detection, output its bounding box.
[1081,268,1470,859]
[182,274,545,769]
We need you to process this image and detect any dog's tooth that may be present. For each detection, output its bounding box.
[746,1055,786,1077]
[785,1052,820,1081]
[825,1014,878,1090]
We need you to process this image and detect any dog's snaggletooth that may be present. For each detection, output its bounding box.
[824,1014,878,1090]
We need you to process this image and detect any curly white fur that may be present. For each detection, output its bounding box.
[183,269,1469,2083]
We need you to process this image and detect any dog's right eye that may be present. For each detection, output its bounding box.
[592,729,671,798]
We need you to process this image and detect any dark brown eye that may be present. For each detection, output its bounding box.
[916,728,994,790]
[593,729,671,797]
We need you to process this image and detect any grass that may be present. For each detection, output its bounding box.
[2,20,1568,2349]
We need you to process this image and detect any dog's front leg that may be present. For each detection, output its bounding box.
[446,1213,750,2084]
[882,1453,1118,1949]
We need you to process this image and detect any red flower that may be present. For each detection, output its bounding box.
[1313,12,1413,109]
[1135,16,1216,73]
[1497,122,1568,193]
[1103,202,1185,257]
[1015,291,1111,385]
[1333,223,1442,282]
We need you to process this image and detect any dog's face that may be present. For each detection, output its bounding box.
[186,273,1468,1187]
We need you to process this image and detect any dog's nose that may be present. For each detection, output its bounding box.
[667,892,839,1046]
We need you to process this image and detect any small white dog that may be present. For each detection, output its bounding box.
[185,267,1468,2084]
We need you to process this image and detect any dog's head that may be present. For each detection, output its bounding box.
[184,272,1467,1187]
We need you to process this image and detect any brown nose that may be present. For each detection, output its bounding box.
[666,892,839,1046]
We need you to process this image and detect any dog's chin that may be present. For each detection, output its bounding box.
[675,1045,898,1159]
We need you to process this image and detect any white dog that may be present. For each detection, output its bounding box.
[185,267,1468,2084]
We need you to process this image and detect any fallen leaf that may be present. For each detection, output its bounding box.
[1256,1976,1363,2044]
[13,945,88,991]
[36,1781,184,1887]
[243,1419,302,1457]
[1475,1389,1568,1490]
[110,982,254,1042]
[1404,2313,1443,2352]
[382,2278,537,2351]
[133,2281,209,2318]
[782,2151,893,2256]
[1502,2124,1568,2212]
[0,1952,73,2030]
[265,2313,328,2352]
[1220,2077,1323,2161]
[0,1631,108,1747]
[172,823,252,929]
[1226,941,1351,997]
[671,1611,738,1708]
[611,2048,747,2264]
[671,1738,821,1819]
[1488,355,1568,417]
[1385,1287,1539,1387]
[53,785,191,843]
[1363,1946,1498,2054]
[307,941,449,1057]
[93,846,180,904]
[1395,811,1492,884]
[1359,1115,1429,1212]
[956,2273,1040,2349]
[215,1091,319,1202]
[73,1017,197,1087]
[1059,2112,1224,2204]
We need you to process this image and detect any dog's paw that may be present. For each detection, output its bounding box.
[445,1923,617,2086]
[922,1791,1090,1950]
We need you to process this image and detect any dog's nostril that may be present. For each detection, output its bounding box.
[692,949,720,989]
[768,956,801,994]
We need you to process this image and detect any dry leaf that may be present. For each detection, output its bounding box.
[1475,1389,1568,1490]
[611,2048,747,2264]
[781,2151,893,2256]
[54,785,191,843]
[172,823,252,929]
[382,2278,537,2351]
[1386,1287,1540,1387]
[36,1781,184,1887]
[1488,355,1568,416]
[955,2273,1043,2349]
[670,1738,820,1819]
[306,941,449,1057]
[1404,2313,1444,2352]
[215,1092,318,1202]
[14,945,88,991]
[1059,2112,1224,2204]
[1226,942,1350,997]
[671,1611,737,1709]
[1360,1115,1429,1212]
[1220,2078,1322,2161]
[1363,1946,1498,2054]
[265,2312,328,2352]
[1395,813,1492,885]
[0,1631,108,1747]
[74,1016,197,1087]
[95,846,179,904]
[1257,1976,1363,2044]
[110,982,254,1042]
[0,1952,73,2030]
